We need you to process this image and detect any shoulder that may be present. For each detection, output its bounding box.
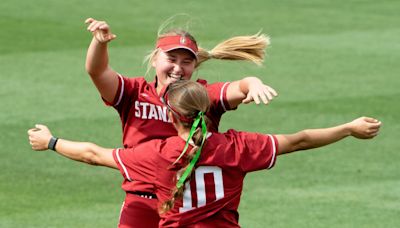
[218,129,271,147]
[196,78,230,88]
[224,129,263,138]
[159,137,186,162]
[120,75,147,84]
[118,76,154,95]
[117,139,163,156]
[220,129,244,140]
[135,138,163,151]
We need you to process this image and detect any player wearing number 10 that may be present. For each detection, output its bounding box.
[28,80,381,227]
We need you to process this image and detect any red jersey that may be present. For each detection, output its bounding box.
[105,75,233,193]
[113,130,278,227]
[106,75,232,148]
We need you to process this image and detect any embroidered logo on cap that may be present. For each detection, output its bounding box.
[180,36,186,44]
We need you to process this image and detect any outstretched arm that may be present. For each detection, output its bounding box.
[85,18,119,103]
[226,76,277,108]
[276,117,381,155]
[28,124,117,169]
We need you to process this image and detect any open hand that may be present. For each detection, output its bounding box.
[242,81,278,105]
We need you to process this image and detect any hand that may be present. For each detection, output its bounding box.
[242,79,278,104]
[27,124,53,151]
[85,18,117,43]
[348,117,381,139]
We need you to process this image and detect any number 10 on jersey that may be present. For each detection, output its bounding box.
[179,166,225,213]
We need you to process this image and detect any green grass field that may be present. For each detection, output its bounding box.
[1,0,399,227]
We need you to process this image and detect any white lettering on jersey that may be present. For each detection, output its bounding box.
[157,105,168,122]
[148,104,158,120]
[179,166,224,213]
[134,101,171,123]
[140,102,149,119]
[134,101,141,118]
[180,182,195,212]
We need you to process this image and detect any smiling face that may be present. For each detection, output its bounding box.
[152,49,197,93]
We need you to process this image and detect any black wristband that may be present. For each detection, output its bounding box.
[48,136,58,151]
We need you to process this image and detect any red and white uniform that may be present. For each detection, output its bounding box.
[106,75,232,148]
[105,75,234,227]
[113,130,278,227]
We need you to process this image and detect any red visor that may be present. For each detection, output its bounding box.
[156,35,198,58]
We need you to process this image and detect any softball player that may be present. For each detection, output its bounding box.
[84,17,277,227]
[28,80,381,227]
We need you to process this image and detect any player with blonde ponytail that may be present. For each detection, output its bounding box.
[29,80,381,227]
[84,16,276,227]
[144,30,269,74]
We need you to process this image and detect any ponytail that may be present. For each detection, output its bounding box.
[145,31,270,76]
[196,32,270,67]
[160,111,208,214]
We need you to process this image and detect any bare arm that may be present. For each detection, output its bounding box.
[85,18,119,103]
[28,124,117,169]
[276,117,381,155]
[226,76,278,108]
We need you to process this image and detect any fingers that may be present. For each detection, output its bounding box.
[87,20,108,32]
[28,135,39,150]
[253,93,261,104]
[27,128,35,135]
[362,116,382,131]
[85,19,116,43]
[362,117,379,123]
[364,124,381,137]
[246,93,260,104]
[364,130,379,139]
[246,85,278,105]
[367,121,381,137]
[27,123,50,139]
[104,33,117,42]
[265,85,278,97]
[369,131,379,137]
[368,123,381,130]
[28,127,48,151]
[86,19,110,33]
[263,89,273,101]
[242,94,253,104]
[366,127,380,134]
[35,124,47,130]
[85,18,94,24]
[259,90,270,104]
[349,116,382,139]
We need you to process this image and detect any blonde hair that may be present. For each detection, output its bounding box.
[159,80,210,213]
[144,30,270,76]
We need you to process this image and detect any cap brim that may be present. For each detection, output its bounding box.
[160,46,198,60]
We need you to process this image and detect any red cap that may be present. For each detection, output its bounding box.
[156,35,198,59]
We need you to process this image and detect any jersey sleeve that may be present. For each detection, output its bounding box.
[103,75,148,127]
[102,74,143,111]
[197,79,234,113]
[228,130,278,172]
[112,146,157,184]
